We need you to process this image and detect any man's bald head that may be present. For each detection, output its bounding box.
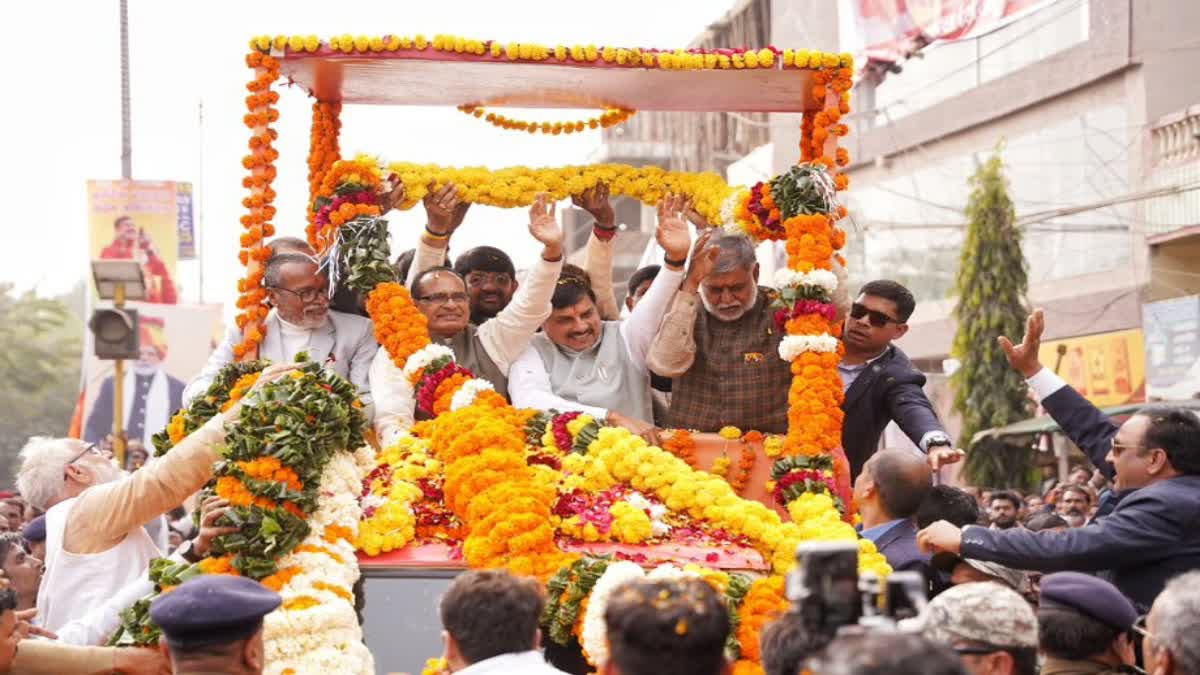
[865,450,933,519]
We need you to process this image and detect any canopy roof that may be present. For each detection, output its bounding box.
[280,48,824,112]
[975,398,1200,442]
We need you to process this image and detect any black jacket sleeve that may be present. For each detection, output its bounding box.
[886,372,946,451]
[1040,383,1119,480]
[960,489,1182,571]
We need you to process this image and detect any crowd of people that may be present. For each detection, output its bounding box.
[0,184,1196,674]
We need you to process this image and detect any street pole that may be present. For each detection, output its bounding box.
[112,283,127,469]
[114,0,131,467]
[119,0,132,180]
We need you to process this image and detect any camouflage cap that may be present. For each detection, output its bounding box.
[923,581,1037,649]
[931,552,1030,594]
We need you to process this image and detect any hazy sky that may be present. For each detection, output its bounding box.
[2,0,740,311]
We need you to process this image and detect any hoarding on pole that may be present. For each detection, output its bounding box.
[86,180,182,304]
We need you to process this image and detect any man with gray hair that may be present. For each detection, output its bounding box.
[1143,570,1200,675]
[647,232,849,433]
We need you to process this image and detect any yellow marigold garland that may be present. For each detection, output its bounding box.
[457,104,634,135]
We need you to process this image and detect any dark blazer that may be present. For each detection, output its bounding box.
[961,473,1200,610]
[873,518,929,578]
[1041,382,1129,519]
[841,344,947,480]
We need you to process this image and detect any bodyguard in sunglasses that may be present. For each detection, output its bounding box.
[840,280,962,481]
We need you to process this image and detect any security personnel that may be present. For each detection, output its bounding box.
[1038,572,1141,675]
[150,574,281,675]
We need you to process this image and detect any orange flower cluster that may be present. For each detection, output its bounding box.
[366,282,431,370]
[293,543,345,564]
[197,555,238,576]
[804,68,853,172]
[219,372,262,413]
[730,444,757,494]
[215,476,305,518]
[323,524,355,545]
[431,372,473,416]
[432,405,574,579]
[283,596,320,611]
[306,101,341,232]
[237,456,303,492]
[661,429,698,468]
[733,577,789,668]
[166,411,187,446]
[457,104,635,135]
[783,214,840,274]
[783,352,846,458]
[261,566,302,592]
[313,581,354,602]
[308,158,383,252]
[233,51,283,360]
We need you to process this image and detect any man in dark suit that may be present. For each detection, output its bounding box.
[919,309,1200,610]
[854,449,933,576]
[840,280,962,479]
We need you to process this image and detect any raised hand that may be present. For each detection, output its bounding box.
[681,229,720,293]
[193,496,239,558]
[656,194,692,264]
[998,308,1045,378]
[422,182,465,237]
[528,193,564,261]
[571,182,615,228]
[683,198,712,229]
[377,177,408,213]
[916,520,964,555]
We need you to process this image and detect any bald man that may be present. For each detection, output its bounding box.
[853,449,934,575]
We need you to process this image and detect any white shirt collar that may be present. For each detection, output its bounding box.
[456,650,566,675]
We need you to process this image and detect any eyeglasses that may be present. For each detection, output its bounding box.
[849,303,903,328]
[416,292,469,305]
[1132,614,1153,641]
[270,286,327,304]
[67,443,101,466]
[465,272,513,288]
[1110,439,1145,457]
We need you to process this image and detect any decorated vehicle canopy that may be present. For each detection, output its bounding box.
[203,31,867,675]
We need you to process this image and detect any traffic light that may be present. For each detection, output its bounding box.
[89,308,141,360]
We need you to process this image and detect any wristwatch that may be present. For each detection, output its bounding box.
[178,539,203,564]
[925,433,953,450]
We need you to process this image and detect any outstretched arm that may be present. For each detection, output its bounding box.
[477,194,565,371]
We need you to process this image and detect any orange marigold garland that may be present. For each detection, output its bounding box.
[732,576,789,671]
[305,101,342,243]
[661,429,698,468]
[457,104,635,135]
[366,282,430,370]
[234,51,282,360]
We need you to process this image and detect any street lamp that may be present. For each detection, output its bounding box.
[89,260,147,467]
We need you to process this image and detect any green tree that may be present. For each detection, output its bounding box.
[951,149,1035,490]
[0,284,83,487]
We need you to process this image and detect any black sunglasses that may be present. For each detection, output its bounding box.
[849,303,903,328]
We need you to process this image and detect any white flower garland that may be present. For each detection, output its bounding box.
[778,334,841,361]
[401,343,455,382]
[580,561,646,667]
[261,449,375,675]
[449,379,496,411]
[719,187,748,233]
[772,268,839,295]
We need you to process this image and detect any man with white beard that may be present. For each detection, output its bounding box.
[16,364,293,632]
[647,233,849,433]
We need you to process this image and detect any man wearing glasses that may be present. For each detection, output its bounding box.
[919,309,1200,611]
[14,365,291,633]
[370,195,564,446]
[184,249,379,419]
[840,280,963,480]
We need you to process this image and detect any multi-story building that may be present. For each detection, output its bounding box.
[595,0,1200,443]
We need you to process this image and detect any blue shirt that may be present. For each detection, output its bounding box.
[859,518,906,543]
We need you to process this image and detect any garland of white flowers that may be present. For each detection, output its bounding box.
[262,446,377,675]
[450,379,496,411]
[773,268,839,295]
[778,334,841,361]
[579,561,647,668]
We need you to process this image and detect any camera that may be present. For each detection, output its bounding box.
[786,541,929,636]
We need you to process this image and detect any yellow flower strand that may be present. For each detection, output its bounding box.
[457,105,634,135]
[384,160,735,227]
[247,33,854,72]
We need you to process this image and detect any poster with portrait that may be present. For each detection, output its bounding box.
[81,302,222,466]
[87,180,184,304]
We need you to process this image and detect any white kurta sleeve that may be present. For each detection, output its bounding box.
[368,349,415,447]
